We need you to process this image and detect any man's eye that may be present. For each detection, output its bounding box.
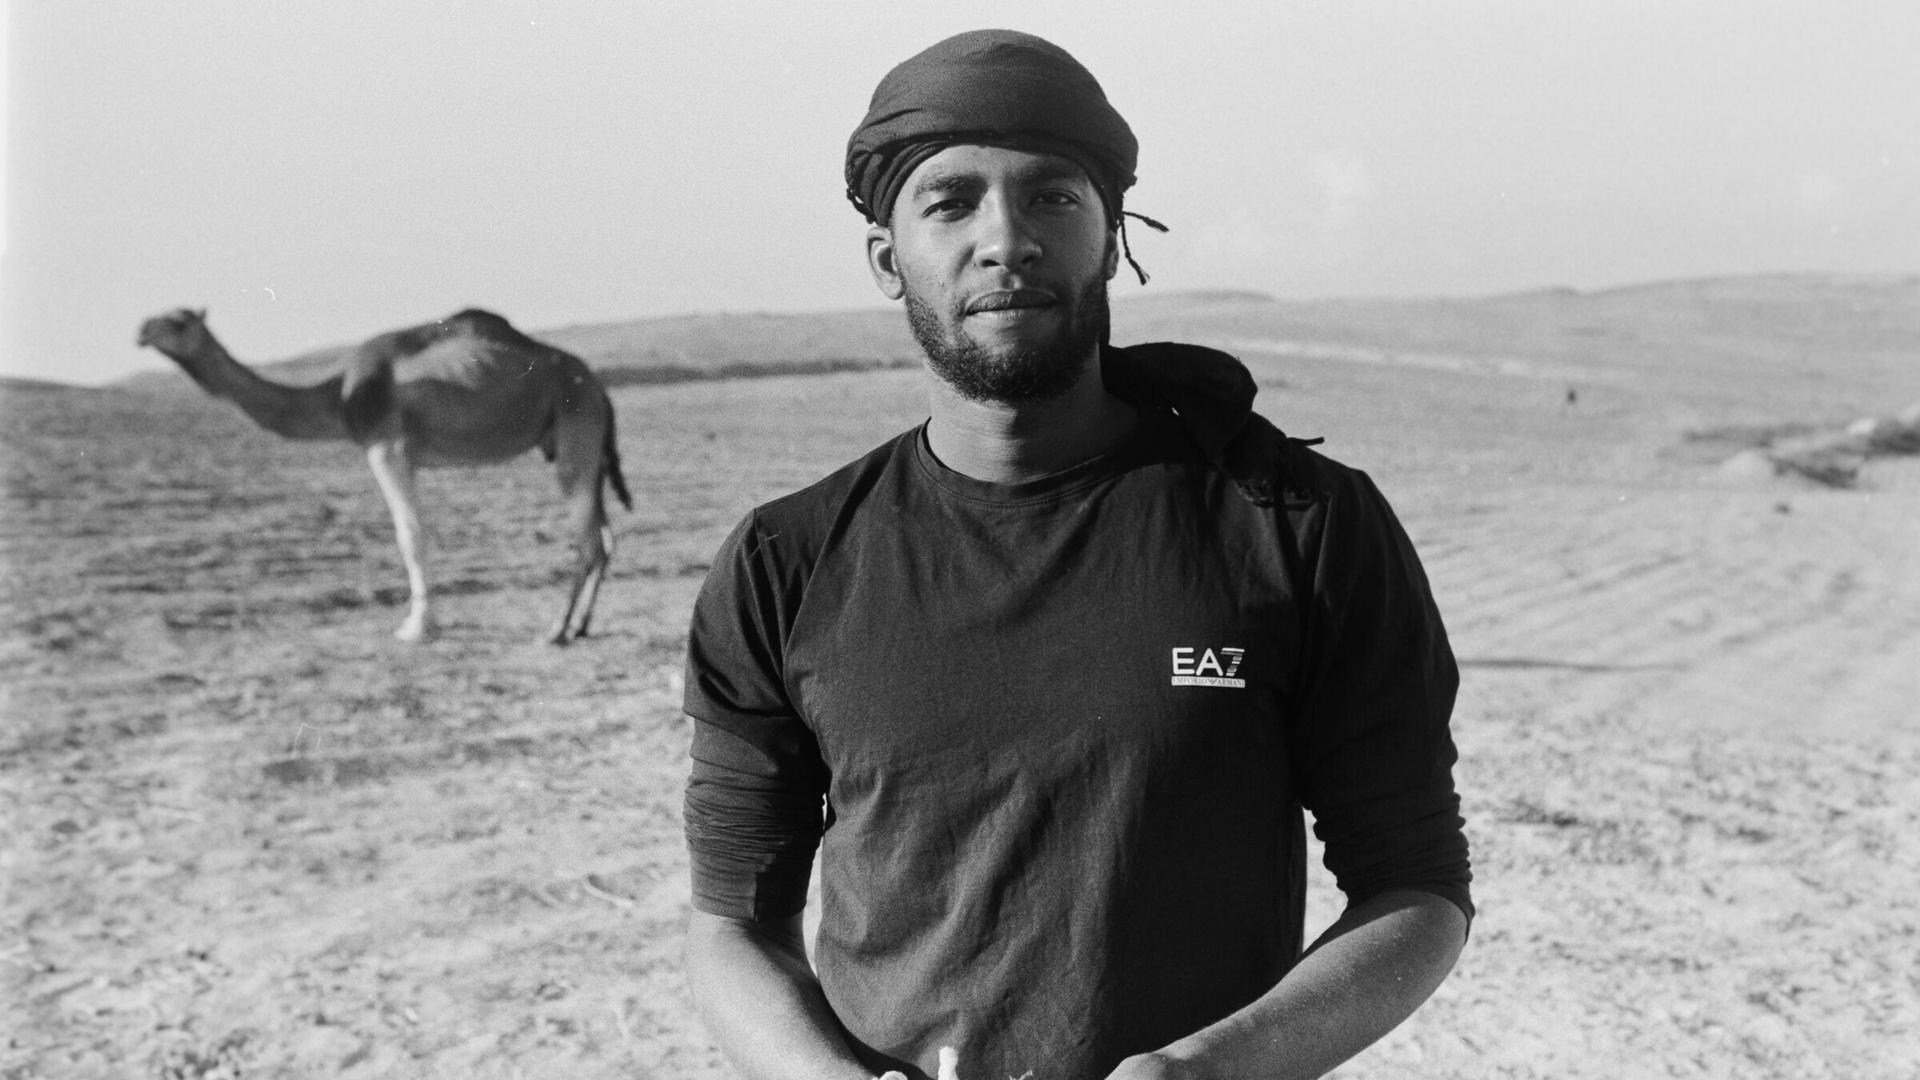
[1036,190,1081,207]
[924,199,971,218]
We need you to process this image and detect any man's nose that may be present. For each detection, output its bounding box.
[973,199,1042,269]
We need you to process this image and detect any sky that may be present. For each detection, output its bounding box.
[3,0,1916,386]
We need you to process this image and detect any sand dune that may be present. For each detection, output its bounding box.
[4,276,1916,1078]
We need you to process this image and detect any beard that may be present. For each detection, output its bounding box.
[904,275,1110,406]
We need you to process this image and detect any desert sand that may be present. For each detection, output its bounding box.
[3,275,1916,1078]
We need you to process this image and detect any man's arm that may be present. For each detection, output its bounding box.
[1107,889,1466,1080]
[1124,459,1470,1079]
[686,910,877,1080]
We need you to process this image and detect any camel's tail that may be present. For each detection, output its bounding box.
[603,406,634,511]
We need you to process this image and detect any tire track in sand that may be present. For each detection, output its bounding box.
[1422,484,1920,738]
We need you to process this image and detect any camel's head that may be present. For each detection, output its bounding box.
[136,307,211,355]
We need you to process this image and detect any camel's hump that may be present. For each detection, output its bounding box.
[441,308,518,335]
[348,309,527,368]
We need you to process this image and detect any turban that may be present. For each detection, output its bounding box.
[844,29,1139,228]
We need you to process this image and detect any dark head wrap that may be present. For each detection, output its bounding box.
[845,29,1139,229]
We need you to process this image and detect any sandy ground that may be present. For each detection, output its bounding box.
[4,287,1918,1078]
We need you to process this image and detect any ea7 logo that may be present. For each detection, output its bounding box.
[1171,646,1246,688]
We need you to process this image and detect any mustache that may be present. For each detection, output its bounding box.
[963,288,1059,315]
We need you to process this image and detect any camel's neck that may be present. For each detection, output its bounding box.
[163,336,349,442]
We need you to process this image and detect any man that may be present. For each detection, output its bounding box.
[683,29,1471,1080]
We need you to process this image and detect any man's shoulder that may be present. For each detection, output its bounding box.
[734,425,922,540]
[1106,338,1377,510]
[1212,404,1374,516]
[1273,432,1374,500]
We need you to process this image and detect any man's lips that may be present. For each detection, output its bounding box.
[964,289,1058,316]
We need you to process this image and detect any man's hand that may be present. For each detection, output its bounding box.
[1102,1051,1208,1080]
[685,910,874,1080]
[877,1045,980,1080]
[1114,890,1466,1080]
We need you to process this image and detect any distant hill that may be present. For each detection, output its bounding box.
[126,308,928,392]
[544,309,923,387]
[0,376,89,395]
[1106,274,1919,415]
[112,275,1918,413]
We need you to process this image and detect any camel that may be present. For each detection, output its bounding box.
[137,307,632,644]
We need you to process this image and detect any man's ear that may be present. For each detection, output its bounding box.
[1103,229,1121,282]
[866,224,905,300]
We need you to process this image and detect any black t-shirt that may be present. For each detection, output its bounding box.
[684,404,1469,1080]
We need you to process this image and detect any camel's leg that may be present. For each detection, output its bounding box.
[546,494,611,645]
[570,520,615,637]
[365,439,434,643]
[545,421,615,645]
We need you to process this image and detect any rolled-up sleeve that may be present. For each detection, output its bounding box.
[683,514,829,921]
[1287,465,1473,926]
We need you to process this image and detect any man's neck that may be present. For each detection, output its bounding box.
[923,357,1138,484]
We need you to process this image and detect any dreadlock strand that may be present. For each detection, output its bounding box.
[1117,210,1170,286]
